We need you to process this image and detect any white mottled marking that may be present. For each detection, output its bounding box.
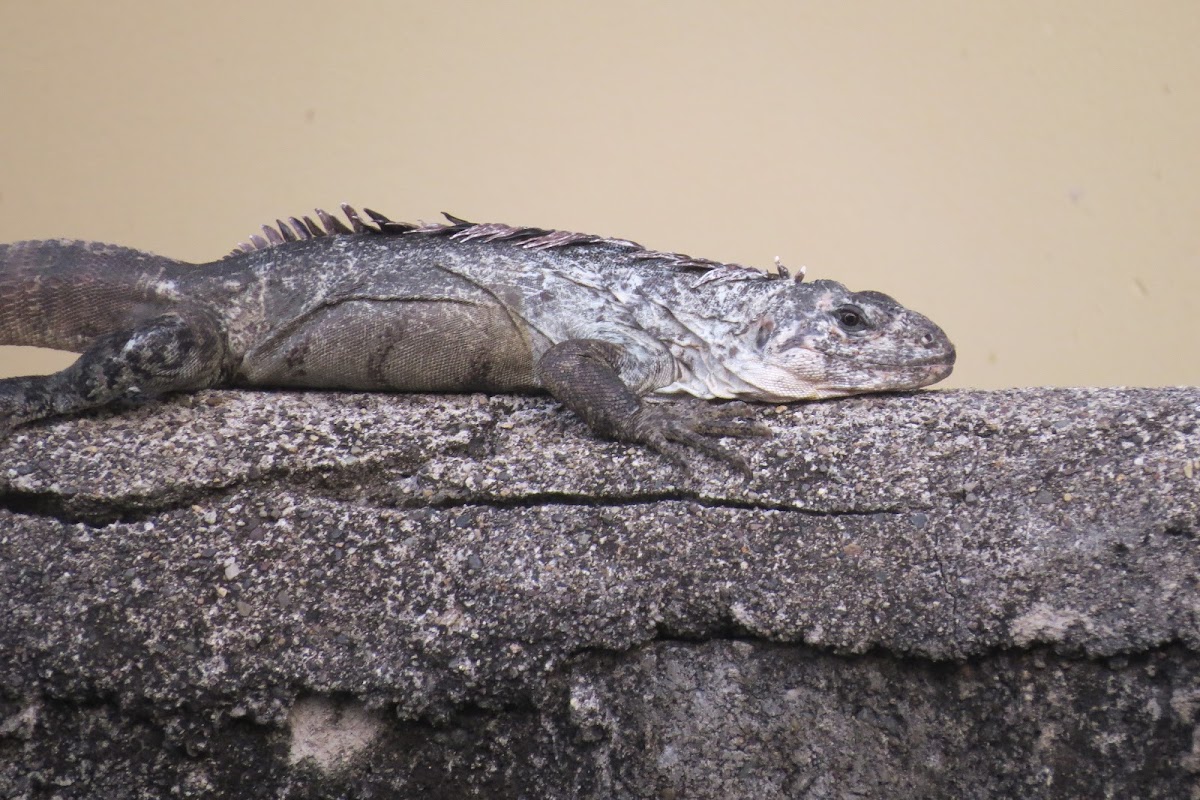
[288,695,384,771]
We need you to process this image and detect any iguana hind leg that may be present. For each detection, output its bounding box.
[0,311,227,436]
[535,339,768,476]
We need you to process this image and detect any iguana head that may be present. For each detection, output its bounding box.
[731,279,956,401]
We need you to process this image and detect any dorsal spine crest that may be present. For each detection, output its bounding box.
[231,204,802,282]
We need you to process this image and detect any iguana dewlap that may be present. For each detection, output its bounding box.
[0,206,955,471]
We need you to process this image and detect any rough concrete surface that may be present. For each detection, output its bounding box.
[0,387,1197,798]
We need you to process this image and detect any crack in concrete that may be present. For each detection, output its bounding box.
[0,478,909,527]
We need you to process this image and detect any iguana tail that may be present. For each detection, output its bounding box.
[0,239,187,352]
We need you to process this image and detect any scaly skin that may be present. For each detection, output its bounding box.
[0,206,956,471]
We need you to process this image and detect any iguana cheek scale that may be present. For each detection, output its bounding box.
[0,206,956,472]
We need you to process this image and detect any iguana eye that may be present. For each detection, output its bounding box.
[833,305,869,332]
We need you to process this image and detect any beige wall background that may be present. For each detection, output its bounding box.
[1,1,1197,389]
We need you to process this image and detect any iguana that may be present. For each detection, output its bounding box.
[0,205,955,471]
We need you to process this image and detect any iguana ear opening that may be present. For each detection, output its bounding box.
[753,317,776,351]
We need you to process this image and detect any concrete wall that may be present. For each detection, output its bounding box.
[1,1,1198,389]
[2,387,1198,796]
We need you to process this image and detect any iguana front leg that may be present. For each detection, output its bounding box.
[0,311,228,437]
[534,339,767,475]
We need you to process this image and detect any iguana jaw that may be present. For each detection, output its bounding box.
[653,342,955,403]
[717,354,955,403]
[712,317,956,402]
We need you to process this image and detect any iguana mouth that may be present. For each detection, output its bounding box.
[835,349,956,370]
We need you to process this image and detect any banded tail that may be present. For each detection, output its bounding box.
[0,239,187,353]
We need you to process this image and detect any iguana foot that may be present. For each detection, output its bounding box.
[0,311,228,432]
[537,339,771,477]
[628,402,770,477]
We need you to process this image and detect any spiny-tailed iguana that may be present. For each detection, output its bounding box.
[0,205,955,471]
